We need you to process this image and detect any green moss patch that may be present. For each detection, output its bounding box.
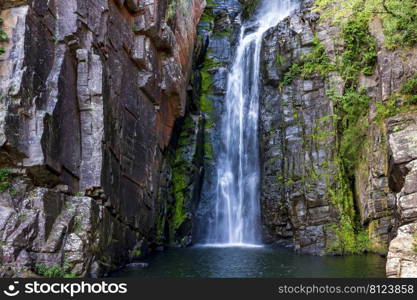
[280,36,332,88]
[315,0,417,50]
[0,18,7,56]
[0,168,11,193]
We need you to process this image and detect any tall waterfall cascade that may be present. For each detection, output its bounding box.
[204,0,299,247]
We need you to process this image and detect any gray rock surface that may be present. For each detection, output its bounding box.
[260,1,339,254]
[0,0,204,277]
[258,0,417,276]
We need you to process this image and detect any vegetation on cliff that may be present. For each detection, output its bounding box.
[0,168,11,193]
[316,0,417,49]
[311,0,417,255]
[35,263,77,278]
[0,18,7,55]
[376,74,417,123]
[241,0,261,20]
[277,0,400,254]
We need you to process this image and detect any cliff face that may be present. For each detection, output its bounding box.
[1,0,417,279]
[260,3,340,253]
[259,0,417,277]
[0,0,204,277]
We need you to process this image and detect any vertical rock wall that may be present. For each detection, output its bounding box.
[259,0,417,277]
[0,0,204,277]
[260,1,340,254]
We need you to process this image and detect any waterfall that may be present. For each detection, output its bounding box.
[204,0,299,247]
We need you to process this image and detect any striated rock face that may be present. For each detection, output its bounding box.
[0,0,204,277]
[1,0,417,279]
[260,0,417,276]
[361,20,417,277]
[260,1,340,254]
[386,114,417,278]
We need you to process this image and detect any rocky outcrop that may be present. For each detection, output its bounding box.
[1,0,417,279]
[385,114,417,278]
[260,0,417,276]
[260,1,340,254]
[361,19,417,277]
[0,0,204,277]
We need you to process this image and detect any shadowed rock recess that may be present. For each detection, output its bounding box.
[0,0,417,278]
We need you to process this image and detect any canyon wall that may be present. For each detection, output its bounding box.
[0,0,416,279]
[0,0,204,277]
[259,0,417,277]
[260,3,340,253]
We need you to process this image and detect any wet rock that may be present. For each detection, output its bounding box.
[126,262,149,268]
[259,2,339,254]
[385,113,417,277]
[0,0,205,277]
[387,222,417,278]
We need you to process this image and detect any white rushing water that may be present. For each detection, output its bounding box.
[205,0,299,247]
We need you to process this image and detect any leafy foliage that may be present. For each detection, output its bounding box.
[382,0,417,49]
[328,88,370,178]
[339,16,377,82]
[280,36,332,88]
[0,18,7,55]
[375,96,399,122]
[326,166,370,255]
[401,73,417,104]
[0,168,11,193]
[376,73,417,123]
[327,219,370,255]
[315,0,417,50]
[35,264,76,278]
[242,0,261,20]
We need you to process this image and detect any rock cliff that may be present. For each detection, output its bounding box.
[1,0,417,279]
[259,0,417,277]
[0,0,204,277]
[260,2,340,253]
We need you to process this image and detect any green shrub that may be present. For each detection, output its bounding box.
[0,168,11,193]
[326,215,370,255]
[35,264,76,278]
[339,16,377,83]
[401,74,417,95]
[382,0,417,49]
[376,74,417,123]
[401,74,417,104]
[375,96,399,123]
[0,18,7,55]
[132,249,142,258]
[315,0,417,50]
[242,0,261,20]
[280,36,332,88]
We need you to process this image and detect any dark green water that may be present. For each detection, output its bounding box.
[111,246,386,278]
